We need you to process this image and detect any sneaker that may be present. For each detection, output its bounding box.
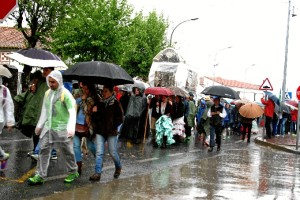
[64,172,79,183]
[208,147,213,152]
[27,151,34,157]
[114,168,122,178]
[0,153,9,161]
[30,154,39,161]
[50,155,58,160]
[27,174,45,185]
[89,173,101,181]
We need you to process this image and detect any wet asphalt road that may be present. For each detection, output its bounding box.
[1,129,300,200]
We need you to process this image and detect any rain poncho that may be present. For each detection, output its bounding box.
[121,86,148,140]
[36,71,76,142]
[0,77,15,134]
[14,79,48,126]
[196,100,206,124]
[155,115,175,146]
[187,100,197,127]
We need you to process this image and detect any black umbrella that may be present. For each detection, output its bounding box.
[280,102,291,114]
[264,91,280,105]
[63,61,133,86]
[201,85,240,99]
[6,48,67,69]
[168,86,188,97]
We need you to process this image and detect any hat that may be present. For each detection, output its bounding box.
[204,96,211,101]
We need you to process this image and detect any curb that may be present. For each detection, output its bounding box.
[254,136,300,155]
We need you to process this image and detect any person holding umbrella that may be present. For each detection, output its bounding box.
[261,95,275,139]
[238,102,264,142]
[207,96,227,152]
[90,85,124,181]
[241,116,254,143]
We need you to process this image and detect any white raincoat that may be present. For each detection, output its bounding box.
[0,77,15,134]
[36,70,76,141]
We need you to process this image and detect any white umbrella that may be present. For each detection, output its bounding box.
[0,65,12,78]
[5,48,68,69]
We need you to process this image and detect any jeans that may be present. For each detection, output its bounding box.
[272,118,279,136]
[73,134,96,162]
[34,142,57,156]
[95,134,121,174]
[280,118,287,135]
[209,125,222,148]
[290,121,297,134]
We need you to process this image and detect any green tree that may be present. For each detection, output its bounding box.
[10,0,77,48]
[120,11,168,79]
[50,0,169,78]
[50,0,133,63]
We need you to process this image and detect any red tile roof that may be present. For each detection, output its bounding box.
[204,76,260,90]
[0,27,26,49]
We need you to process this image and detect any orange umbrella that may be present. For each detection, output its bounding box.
[239,103,264,118]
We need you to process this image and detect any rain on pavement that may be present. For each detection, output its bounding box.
[1,129,300,200]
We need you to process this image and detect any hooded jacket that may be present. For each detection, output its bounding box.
[261,98,275,118]
[0,77,15,131]
[36,70,76,139]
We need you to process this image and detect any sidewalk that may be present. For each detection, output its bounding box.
[254,133,300,155]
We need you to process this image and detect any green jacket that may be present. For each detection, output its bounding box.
[14,81,48,126]
[187,100,197,127]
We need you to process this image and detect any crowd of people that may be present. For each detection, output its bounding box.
[0,64,298,186]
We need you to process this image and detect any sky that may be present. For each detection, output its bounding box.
[128,0,300,99]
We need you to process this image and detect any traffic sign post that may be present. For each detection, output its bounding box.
[259,78,273,91]
[259,78,274,140]
[0,0,18,22]
[296,86,300,150]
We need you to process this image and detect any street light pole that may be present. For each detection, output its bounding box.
[281,0,297,102]
[281,0,291,102]
[169,18,199,46]
[212,46,232,85]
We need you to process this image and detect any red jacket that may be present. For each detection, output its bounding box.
[291,109,298,122]
[261,97,275,117]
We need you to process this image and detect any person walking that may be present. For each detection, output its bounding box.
[154,95,173,148]
[27,70,78,185]
[207,96,227,152]
[290,108,298,135]
[0,71,15,164]
[15,67,57,160]
[121,86,147,144]
[171,95,185,144]
[186,94,197,142]
[241,116,254,143]
[89,85,124,181]
[149,95,161,147]
[261,96,275,139]
[73,82,98,175]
